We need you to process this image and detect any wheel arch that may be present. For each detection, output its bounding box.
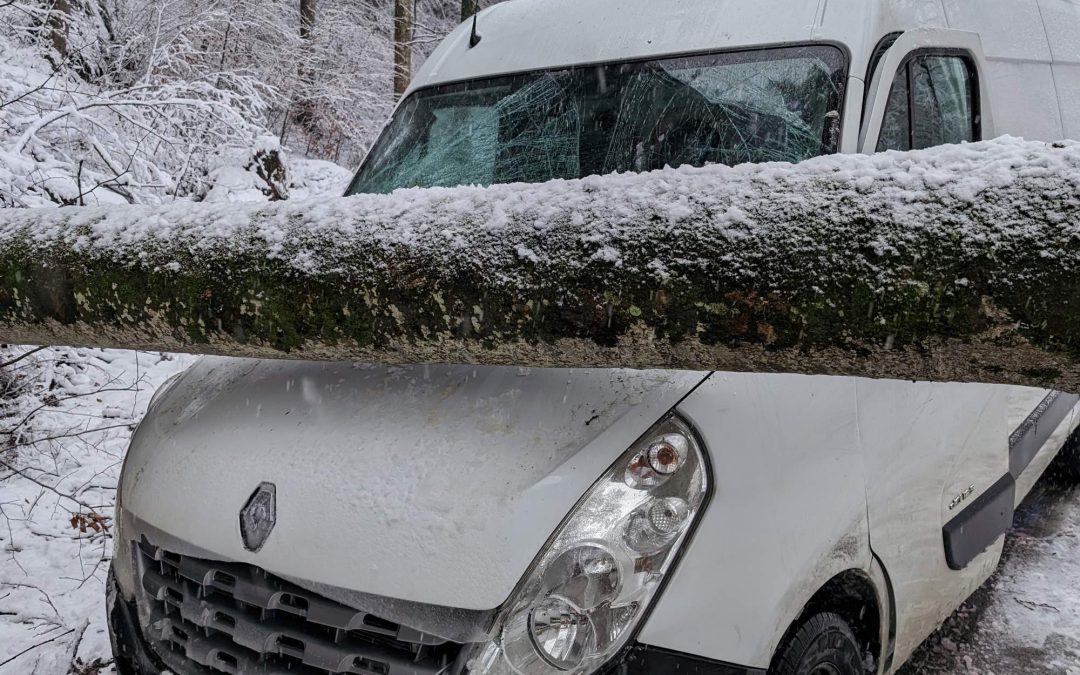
[768,567,891,675]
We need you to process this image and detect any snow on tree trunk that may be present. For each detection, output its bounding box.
[1,137,1079,390]
[393,0,412,97]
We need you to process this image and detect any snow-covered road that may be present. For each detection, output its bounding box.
[1,347,1079,674]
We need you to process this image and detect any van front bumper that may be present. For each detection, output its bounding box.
[606,645,767,675]
[108,565,763,675]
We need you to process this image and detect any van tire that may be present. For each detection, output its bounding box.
[770,612,867,675]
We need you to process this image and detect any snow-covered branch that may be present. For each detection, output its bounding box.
[10,96,249,153]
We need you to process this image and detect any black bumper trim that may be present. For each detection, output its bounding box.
[604,643,766,675]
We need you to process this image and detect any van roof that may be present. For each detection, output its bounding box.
[408,0,950,94]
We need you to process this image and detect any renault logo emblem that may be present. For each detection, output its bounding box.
[239,482,277,552]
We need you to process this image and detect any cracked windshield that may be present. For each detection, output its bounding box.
[348,45,846,193]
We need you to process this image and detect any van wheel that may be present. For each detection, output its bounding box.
[770,612,868,675]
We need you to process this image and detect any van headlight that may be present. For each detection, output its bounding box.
[466,414,709,674]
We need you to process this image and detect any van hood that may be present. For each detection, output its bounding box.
[121,358,706,615]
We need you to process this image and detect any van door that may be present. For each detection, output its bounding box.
[855,380,1010,666]
[857,29,1029,668]
[859,29,994,153]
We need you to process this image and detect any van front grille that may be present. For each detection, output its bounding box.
[134,540,460,675]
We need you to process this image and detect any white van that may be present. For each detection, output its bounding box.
[108,1,1080,674]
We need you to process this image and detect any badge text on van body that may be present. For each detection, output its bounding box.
[949,485,976,511]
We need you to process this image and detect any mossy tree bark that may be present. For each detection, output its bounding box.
[1,139,1079,391]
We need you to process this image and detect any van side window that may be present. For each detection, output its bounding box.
[876,54,978,152]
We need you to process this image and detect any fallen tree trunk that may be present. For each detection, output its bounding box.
[1,137,1079,390]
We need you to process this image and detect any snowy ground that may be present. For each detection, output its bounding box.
[0,348,193,674]
[1,347,1079,674]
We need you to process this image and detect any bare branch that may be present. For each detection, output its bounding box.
[0,627,75,669]
[0,346,47,369]
[0,458,101,513]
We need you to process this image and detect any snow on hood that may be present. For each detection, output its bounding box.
[121,358,706,611]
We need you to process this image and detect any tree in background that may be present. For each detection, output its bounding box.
[46,0,71,58]
[300,0,317,39]
[294,0,320,137]
[462,0,477,21]
[394,0,413,97]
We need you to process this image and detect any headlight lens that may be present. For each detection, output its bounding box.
[466,414,708,674]
[529,596,593,668]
